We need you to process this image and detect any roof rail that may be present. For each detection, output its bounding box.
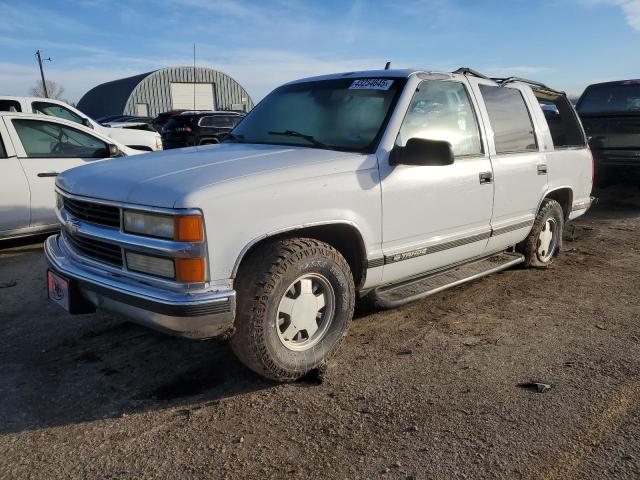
[453,67,490,80]
[492,77,564,94]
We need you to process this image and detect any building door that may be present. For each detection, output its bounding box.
[170,83,216,110]
[135,103,149,116]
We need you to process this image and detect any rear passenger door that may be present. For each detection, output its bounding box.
[469,80,548,252]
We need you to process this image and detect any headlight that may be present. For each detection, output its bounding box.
[155,135,163,150]
[123,211,203,242]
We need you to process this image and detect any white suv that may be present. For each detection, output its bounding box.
[45,68,593,381]
[0,97,162,152]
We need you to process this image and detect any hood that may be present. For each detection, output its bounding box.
[56,143,369,208]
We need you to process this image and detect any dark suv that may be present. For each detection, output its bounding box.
[576,80,640,184]
[160,111,245,149]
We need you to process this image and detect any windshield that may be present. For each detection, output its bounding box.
[577,82,640,115]
[229,77,406,152]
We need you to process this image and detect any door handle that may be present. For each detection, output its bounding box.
[37,171,59,178]
[479,171,493,184]
[537,164,548,175]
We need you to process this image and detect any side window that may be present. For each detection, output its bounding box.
[536,93,586,148]
[0,135,7,158]
[200,116,229,127]
[479,85,537,154]
[32,102,84,125]
[13,119,108,159]
[397,80,482,157]
[0,100,21,112]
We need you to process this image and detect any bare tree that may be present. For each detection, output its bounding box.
[29,80,66,100]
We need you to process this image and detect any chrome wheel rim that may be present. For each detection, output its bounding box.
[537,217,558,263]
[276,273,335,351]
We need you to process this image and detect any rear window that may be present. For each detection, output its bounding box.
[577,82,640,115]
[536,92,586,148]
[165,116,196,128]
[479,85,537,154]
[0,100,21,112]
[199,115,231,128]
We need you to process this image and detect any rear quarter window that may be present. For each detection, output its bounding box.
[0,100,21,112]
[536,92,586,148]
[479,85,538,154]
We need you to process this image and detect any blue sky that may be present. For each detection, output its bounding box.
[1,0,639,104]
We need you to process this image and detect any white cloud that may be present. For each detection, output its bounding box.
[583,0,640,31]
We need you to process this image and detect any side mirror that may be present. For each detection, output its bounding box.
[390,138,454,166]
[108,144,121,157]
[82,118,94,129]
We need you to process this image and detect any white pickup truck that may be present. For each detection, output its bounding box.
[0,97,162,152]
[45,68,593,381]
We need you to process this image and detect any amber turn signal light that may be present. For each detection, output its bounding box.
[175,257,206,283]
[174,215,204,242]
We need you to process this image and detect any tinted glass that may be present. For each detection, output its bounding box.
[13,119,108,158]
[536,93,586,148]
[200,116,229,127]
[0,136,6,158]
[231,77,406,152]
[0,100,21,112]
[165,116,196,129]
[397,80,482,156]
[480,85,537,154]
[32,102,84,124]
[577,82,640,114]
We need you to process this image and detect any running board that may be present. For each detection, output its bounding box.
[371,252,525,309]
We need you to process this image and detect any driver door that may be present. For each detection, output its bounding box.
[5,117,109,227]
[379,79,494,284]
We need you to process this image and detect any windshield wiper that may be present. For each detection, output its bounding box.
[267,130,329,149]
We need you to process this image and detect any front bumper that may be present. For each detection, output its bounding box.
[45,234,236,339]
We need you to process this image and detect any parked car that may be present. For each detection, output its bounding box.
[161,111,245,149]
[576,79,640,184]
[0,112,137,240]
[45,68,593,381]
[0,97,163,152]
[151,110,188,132]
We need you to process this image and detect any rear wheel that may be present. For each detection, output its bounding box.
[230,238,355,381]
[517,199,564,268]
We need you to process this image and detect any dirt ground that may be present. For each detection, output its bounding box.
[1,184,639,480]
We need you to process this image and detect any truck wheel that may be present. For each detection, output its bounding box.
[231,238,355,382]
[517,199,564,268]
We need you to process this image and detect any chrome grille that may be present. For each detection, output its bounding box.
[64,231,123,267]
[63,197,120,228]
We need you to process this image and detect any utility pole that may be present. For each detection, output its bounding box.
[35,50,51,98]
[193,43,196,110]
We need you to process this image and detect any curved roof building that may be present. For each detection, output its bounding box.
[77,66,254,118]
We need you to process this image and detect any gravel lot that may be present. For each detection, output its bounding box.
[1,184,639,480]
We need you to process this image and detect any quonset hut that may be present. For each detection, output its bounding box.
[77,66,254,118]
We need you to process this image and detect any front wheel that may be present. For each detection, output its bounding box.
[517,199,564,268]
[230,238,355,382]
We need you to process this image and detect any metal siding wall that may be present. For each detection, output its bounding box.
[124,67,254,117]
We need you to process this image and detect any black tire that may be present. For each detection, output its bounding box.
[230,238,355,382]
[517,199,564,268]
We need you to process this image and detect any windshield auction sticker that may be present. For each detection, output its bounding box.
[349,79,394,90]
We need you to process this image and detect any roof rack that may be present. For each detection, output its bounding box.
[492,77,564,95]
[453,67,490,80]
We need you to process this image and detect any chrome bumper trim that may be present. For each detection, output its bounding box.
[45,235,235,339]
